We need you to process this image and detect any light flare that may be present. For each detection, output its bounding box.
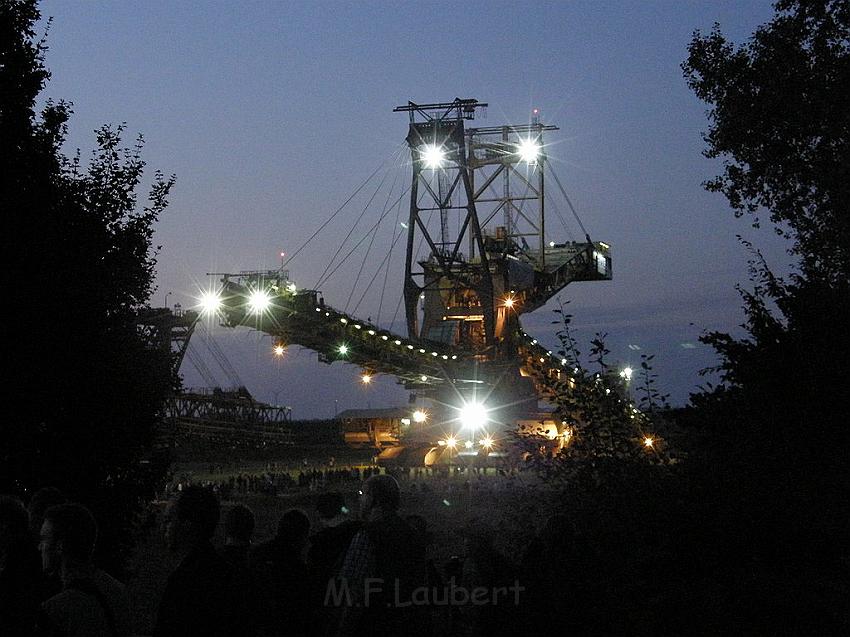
[421,144,445,169]
[458,401,488,431]
[248,289,272,314]
[198,291,222,315]
[517,138,541,163]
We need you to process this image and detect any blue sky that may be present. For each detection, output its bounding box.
[38,1,791,417]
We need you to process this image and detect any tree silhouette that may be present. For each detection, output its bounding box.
[1,0,175,571]
[636,353,669,414]
[682,0,849,283]
[681,1,849,630]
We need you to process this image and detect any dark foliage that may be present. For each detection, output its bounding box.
[523,302,670,467]
[682,0,850,283]
[517,3,850,632]
[680,0,850,631]
[1,0,175,573]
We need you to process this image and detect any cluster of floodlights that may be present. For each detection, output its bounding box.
[198,281,299,317]
[418,137,541,170]
[439,435,495,451]
[407,403,489,431]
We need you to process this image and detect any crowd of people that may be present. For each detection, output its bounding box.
[165,460,528,503]
[1,474,560,636]
[165,465,387,499]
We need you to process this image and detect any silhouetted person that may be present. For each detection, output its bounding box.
[36,502,131,636]
[404,513,442,590]
[309,492,361,582]
[520,513,586,633]
[334,474,425,636]
[155,486,235,637]
[308,493,361,635]
[464,528,522,637]
[27,487,67,602]
[405,514,444,637]
[1,495,42,635]
[220,504,255,636]
[27,488,67,544]
[220,504,255,569]
[249,509,311,637]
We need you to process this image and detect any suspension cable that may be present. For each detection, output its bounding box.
[376,188,405,324]
[390,202,433,332]
[314,146,404,289]
[315,183,411,289]
[195,322,244,388]
[344,160,403,311]
[546,162,591,242]
[352,224,405,316]
[281,144,404,269]
[545,190,578,242]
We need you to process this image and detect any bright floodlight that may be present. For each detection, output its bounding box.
[459,401,488,430]
[361,373,372,384]
[421,144,445,169]
[517,139,541,163]
[273,344,286,357]
[643,436,654,448]
[445,437,457,449]
[337,344,349,355]
[198,291,222,315]
[412,410,427,423]
[503,297,515,309]
[480,437,494,449]
[248,289,271,314]
[620,367,634,381]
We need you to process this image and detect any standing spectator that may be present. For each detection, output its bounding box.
[308,493,361,634]
[220,504,255,637]
[155,486,235,637]
[27,487,66,545]
[1,495,42,635]
[334,475,425,636]
[27,488,67,603]
[220,504,255,569]
[37,502,131,636]
[249,509,311,637]
[464,528,521,637]
[309,492,360,580]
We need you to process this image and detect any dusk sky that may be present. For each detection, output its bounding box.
[38,0,792,418]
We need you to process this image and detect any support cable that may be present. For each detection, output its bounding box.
[281,144,404,269]
[547,162,591,242]
[390,203,433,332]
[390,290,405,333]
[196,322,244,389]
[344,160,403,311]
[376,189,406,324]
[352,224,405,316]
[545,194,578,243]
[315,146,405,289]
[184,345,218,388]
[315,184,411,289]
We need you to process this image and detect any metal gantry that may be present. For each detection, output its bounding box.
[207,99,613,424]
[394,99,611,363]
[135,306,199,378]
